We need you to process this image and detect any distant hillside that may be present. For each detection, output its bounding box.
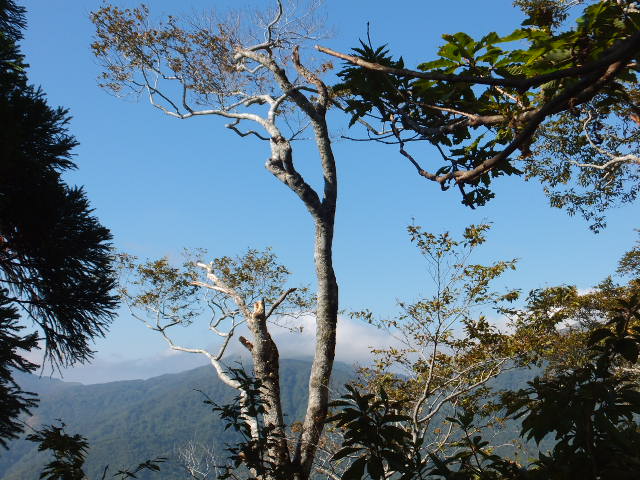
[0,361,547,479]
[1,359,353,480]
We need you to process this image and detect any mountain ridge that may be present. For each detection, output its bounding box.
[1,359,353,479]
[1,360,540,479]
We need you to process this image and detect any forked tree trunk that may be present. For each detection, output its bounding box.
[261,124,338,480]
[297,122,339,480]
[91,3,341,478]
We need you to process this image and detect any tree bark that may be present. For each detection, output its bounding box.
[264,116,338,480]
[296,120,339,479]
[247,300,291,477]
[296,214,338,479]
[91,5,343,477]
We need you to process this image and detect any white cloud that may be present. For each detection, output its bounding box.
[52,314,395,384]
[267,314,395,365]
[577,287,597,295]
[54,350,209,384]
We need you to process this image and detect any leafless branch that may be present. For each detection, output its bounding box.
[177,439,221,480]
[390,119,443,185]
[570,109,640,170]
[570,154,640,170]
[225,119,271,140]
[265,287,298,320]
[418,358,507,424]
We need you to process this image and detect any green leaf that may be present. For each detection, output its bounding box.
[588,328,612,346]
[330,400,354,408]
[478,31,501,48]
[331,446,361,461]
[342,456,367,480]
[366,456,384,480]
[438,43,462,62]
[417,58,458,70]
[381,413,411,423]
[496,29,529,43]
[616,338,639,364]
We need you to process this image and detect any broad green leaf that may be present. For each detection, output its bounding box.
[417,58,458,70]
[438,43,461,62]
[497,29,529,43]
[341,456,367,480]
[588,328,612,346]
[366,456,384,480]
[331,446,361,461]
[616,338,639,364]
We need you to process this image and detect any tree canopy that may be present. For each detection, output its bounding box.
[320,0,639,229]
[90,2,341,478]
[327,236,640,479]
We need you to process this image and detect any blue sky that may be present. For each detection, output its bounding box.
[20,1,638,383]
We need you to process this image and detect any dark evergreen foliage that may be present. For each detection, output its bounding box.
[26,421,165,480]
[27,422,90,480]
[505,295,640,479]
[0,0,116,448]
[0,288,38,447]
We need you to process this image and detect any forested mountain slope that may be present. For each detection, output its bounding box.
[1,359,353,479]
[0,360,541,479]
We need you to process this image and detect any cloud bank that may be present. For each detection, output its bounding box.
[55,315,394,384]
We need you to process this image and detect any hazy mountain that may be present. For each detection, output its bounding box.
[1,359,353,479]
[0,361,544,479]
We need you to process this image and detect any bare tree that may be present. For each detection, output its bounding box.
[118,248,316,478]
[176,439,221,480]
[93,2,338,478]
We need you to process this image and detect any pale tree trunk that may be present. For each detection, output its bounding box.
[263,117,338,480]
[247,300,291,473]
[298,123,338,479]
[92,5,341,474]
